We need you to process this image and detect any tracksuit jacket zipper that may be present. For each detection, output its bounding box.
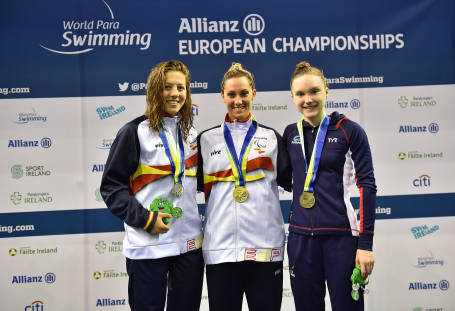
[233,119,238,261]
[174,116,183,253]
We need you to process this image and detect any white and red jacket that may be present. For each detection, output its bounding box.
[197,114,292,264]
[101,115,203,260]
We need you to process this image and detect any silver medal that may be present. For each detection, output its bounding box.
[172,183,184,198]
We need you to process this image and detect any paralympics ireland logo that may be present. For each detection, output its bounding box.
[96,241,106,254]
[10,192,22,205]
[398,96,408,108]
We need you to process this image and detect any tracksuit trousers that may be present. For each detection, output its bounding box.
[288,234,365,311]
[126,248,204,311]
[206,261,283,311]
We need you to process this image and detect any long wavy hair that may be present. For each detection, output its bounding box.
[145,60,194,141]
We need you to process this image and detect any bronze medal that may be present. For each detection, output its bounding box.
[233,186,248,203]
[299,191,315,208]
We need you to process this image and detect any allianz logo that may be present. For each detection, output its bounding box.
[179,14,265,36]
[12,273,55,284]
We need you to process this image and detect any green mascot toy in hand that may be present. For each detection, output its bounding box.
[350,265,369,301]
[149,197,183,225]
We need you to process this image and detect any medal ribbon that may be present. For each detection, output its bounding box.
[297,113,330,193]
[159,121,185,184]
[222,115,258,187]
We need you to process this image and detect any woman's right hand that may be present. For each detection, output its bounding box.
[150,213,172,234]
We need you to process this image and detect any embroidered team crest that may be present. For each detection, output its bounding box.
[254,140,266,154]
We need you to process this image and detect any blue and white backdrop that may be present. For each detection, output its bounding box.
[1,0,454,310]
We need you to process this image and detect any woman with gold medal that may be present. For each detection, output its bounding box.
[283,62,377,311]
[197,63,292,311]
[100,61,204,311]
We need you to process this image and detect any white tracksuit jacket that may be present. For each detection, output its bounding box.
[197,113,292,264]
[101,115,203,260]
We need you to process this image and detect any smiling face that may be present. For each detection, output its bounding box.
[291,74,329,127]
[163,71,187,116]
[221,77,256,121]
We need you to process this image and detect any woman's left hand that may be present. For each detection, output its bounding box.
[355,249,375,280]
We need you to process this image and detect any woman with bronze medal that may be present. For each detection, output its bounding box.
[100,61,204,311]
[283,62,377,311]
[197,63,292,311]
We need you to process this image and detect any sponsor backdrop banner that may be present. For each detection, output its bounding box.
[1,0,454,310]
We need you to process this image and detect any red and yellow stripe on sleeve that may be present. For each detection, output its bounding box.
[129,153,198,195]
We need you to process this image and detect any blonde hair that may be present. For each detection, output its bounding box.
[145,60,194,141]
[221,62,255,93]
[290,61,328,90]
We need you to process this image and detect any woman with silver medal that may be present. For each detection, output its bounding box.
[283,62,377,311]
[197,63,292,311]
[100,61,203,311]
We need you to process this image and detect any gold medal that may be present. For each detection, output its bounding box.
[299,191,315,208]
[233,186,248,203]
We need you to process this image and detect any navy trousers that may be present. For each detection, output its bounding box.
[287,234,364,311]
[206,261,283,311]
[126,248,204,311]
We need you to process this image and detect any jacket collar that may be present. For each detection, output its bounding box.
[224,113,252,123]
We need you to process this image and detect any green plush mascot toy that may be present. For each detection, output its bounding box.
[350,265,370,301]
[149,197,183,225]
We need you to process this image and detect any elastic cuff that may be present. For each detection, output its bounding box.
[357,233,374,251]
[143,211,158,233]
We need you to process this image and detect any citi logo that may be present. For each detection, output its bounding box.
[291,136,301,144]
[413,175,430,187]
[192,104,199,116]
[155,142,164,148]
[118,82,129,91]
[211,150,221,156]
[25,301,44,310]
[243,14,265,36]
[327,138,337,143]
